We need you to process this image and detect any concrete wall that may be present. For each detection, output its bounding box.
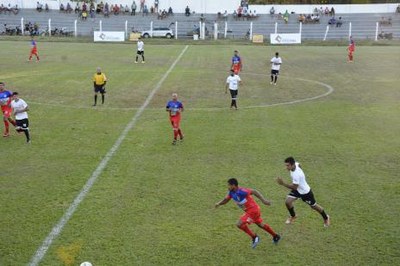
[1,0,399,14]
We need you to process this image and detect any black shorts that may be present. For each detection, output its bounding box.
[229,89,238,100]
[16,118,29,129]
[137,50,144,55]
[94,84,106,93]
[271,69,280,76]
[288,189,317,206]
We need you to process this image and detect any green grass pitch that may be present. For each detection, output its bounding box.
[0,40,399,265]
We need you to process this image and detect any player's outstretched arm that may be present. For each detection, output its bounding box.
[252,189,271,206]
[276,177,298,190]
[215,197,230,208]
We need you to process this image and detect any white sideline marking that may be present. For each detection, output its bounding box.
[28,45,189,266]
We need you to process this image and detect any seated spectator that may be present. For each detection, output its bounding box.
[270,6,275,16]
[328,17,336,25]
[313,7,318,15]
[11,4,19,15]
[0,4,5,14]
[313,14,320,23]
[75,3,81,14]
[298,14,305,23]
[45,3,49,12]
[125,5,130,14]
[168,7,173,15]
[233,9,237,19]
[60,3,65,12]
[81,10,88,20]
[324,7,329,15]
[185,6,190,16]
[253,10,257,17]
[336,16,343,27]
[113,4,120,15]
[104,3,110,17]
[37,2,43,12]
[283,10,289,24]
[66,2,73,13]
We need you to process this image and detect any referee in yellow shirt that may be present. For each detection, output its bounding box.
[93,67,107,106]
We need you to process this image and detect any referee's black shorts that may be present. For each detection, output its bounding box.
[229,89,238,99]
[271,69,280,76]
[94,84,106,93]
[288,189,317,206]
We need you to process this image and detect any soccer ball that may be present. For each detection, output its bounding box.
[80,262,93,266]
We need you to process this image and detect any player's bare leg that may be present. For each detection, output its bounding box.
[285,196,298,224]
[311,203,330,227]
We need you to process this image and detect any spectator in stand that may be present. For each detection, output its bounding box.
[90,4,95,18]
[154,0,159,13]
[168,6,173,15]
[223,10,228,20]
[96,2,102,13]
[233,9,237,19]
[330,7,335,17]
[36,2,43,12]
[104,3,110,17]
[328,17,336,25]
[66,2,73,13]
[336,16,343,27]
[253,10,257,18]
[238,6,243,19]
[283,10,289,24]
[240,0,244,7]
[140,0,145,13]
[150,5,154,14]
[60,3,65,12]
[75,2,80,14]
[45,3,49,12]
[185,6,190,16]
[397,5,400,13]
[131,1,137,15]
[82,2,87,12]
[143,5,148,16]
[324,7,329,15]
[298,14,305,23]
[125,5,130,14]
[270,6,275,16]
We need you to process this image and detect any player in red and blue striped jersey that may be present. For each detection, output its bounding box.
[0,82,16,137]
[166,93,184,145]
[231,50,242,74]
[215,178,281,248]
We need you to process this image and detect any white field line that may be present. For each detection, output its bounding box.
[28,45,189,266]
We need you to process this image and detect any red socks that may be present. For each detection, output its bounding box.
[263,223,277,237]
[239,223,256,239]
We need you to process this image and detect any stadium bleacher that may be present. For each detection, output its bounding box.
[0,8,399,40]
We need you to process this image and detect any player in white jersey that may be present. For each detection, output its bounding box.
[135,37,145,63]
[276,156,330,227]
[225,69,242,110]
[10,92,31,143]
[270,52,282,85]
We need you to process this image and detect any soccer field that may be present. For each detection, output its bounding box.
[0,40,399,265]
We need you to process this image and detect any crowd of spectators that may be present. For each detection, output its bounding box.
[31,1,174,20]
[0,3,19,15]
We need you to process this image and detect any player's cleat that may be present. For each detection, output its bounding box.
[3,133,10,137]
[180,136,184,142]
[142,61,145,64]
[135,61,138,64]
[172,140,177,145]
[324,215,330,227]
[274,83,277,86]
[270,81,273,85]
[27,139,31,144]
[285,216,297,224]
[251,235,260,249]
[272,234,281,244]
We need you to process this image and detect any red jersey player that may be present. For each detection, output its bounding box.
[215,178,281,248]
[0,82,17,137]
[231,50,242,75]
[347,36,355,63]
[29,37,40,62]
[166,93,184,145]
